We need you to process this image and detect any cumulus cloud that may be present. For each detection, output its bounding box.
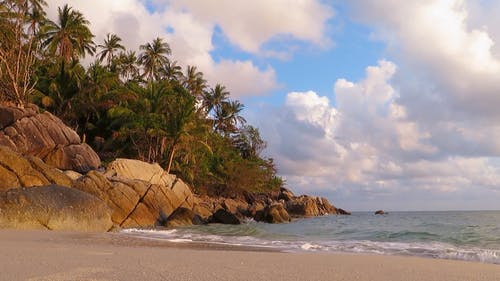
[258,60,500,210]
[45,0,333,97]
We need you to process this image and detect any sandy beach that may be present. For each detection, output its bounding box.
[0,229,498,281]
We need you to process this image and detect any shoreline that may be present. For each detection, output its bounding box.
[1,229,499,281]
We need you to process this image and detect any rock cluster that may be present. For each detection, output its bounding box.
[0,104,350,232]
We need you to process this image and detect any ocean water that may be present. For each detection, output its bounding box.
[122,211,500,264]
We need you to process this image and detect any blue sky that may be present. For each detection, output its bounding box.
[48,0,500,211]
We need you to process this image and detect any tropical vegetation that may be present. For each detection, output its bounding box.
[0,0,283,194]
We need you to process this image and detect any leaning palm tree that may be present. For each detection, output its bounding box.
[40,4,95,63]
[138,37,171,81]
[214,99,246,135]
[97,33,125,67]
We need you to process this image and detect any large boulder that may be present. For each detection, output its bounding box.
[106,158,174,186]
[210,209,241,225]
[0,104,100,173]
[0,146,73,192]
[73,161,197,228]
[106,158,195,209]
[164,207,205,227]
[0,185,112,231]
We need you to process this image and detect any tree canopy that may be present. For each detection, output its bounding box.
[0,1,283,194]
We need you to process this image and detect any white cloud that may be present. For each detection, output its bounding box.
[257,60,500,210]
[45,0,333,97]
[167,0,333,53]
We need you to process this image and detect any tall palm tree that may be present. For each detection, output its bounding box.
[117,51,139,81]
[97,33,125,67]
[183,65,206,98]
[214,99,246,135]
[40,4,95,63]
[138,37,171,81]
[202,83,229,114]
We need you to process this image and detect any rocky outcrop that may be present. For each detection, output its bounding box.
[375,210,386,215]
[0,185,112,231]
[0,104,100,173]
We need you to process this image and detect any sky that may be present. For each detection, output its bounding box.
[46,0,500,211]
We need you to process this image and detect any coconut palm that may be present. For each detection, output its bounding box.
[138,37,171,81]
[40,4,95,62]
[26,0,48,36]
[214,99,246,135]
[117,51,139,81]
[159,60,183,82]
[183,65,206,98]
[97,33,125,67]
[202,83,229,115]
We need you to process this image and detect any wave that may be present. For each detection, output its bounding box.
[121,228,500,264]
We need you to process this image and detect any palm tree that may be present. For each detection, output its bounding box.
[40,4,95,63]
[117,51,139,81]
[159,60,183,82]
[183,65,206,98]
[214,99,246,135]
[138,37,171,81]
[26,0,48,36]
[202,83,230,115]
[97,33,125,67]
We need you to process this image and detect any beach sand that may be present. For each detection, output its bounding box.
[1,229,498,281]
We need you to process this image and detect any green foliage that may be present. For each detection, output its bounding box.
[25,3,283,194]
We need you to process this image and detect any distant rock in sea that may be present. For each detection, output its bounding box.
[375,210,387,215]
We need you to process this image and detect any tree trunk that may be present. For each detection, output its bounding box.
[166,144,176,174]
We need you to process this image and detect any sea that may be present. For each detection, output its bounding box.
[121,211,500,264]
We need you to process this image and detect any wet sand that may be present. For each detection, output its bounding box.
[1,229,499,281]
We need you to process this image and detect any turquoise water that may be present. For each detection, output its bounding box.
[122,211,500,264]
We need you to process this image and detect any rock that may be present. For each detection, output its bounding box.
[164,207,205,227]
[248,201,266,217]
[0,146,73,191]
[0,104,101,173]
[337,208,351,215]
[0,185,112,231]
[222,198,248,216]
[44,144,100,173]
[73,164,196,228]
[255,203,291,223]
[193,203,213,220]
[278,187,295,201]
[106,158,174,186]
[26,156,73,188]
[286,195,321,217]
[0,146,55,191]
[210,209,241,225]
[375,210,386,215]
[64,170,83,180]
